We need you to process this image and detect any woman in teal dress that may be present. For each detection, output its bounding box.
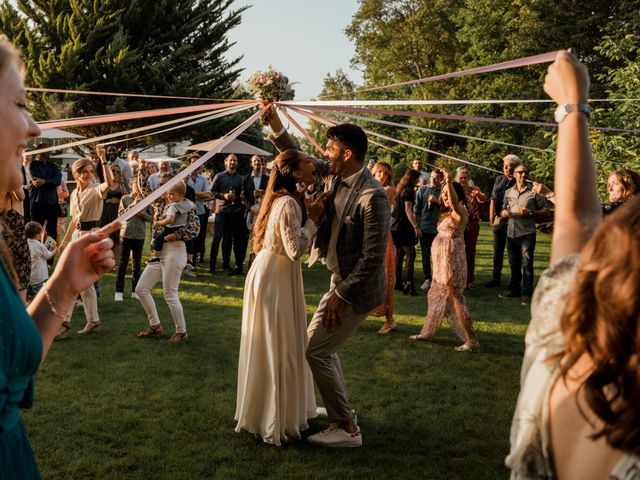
[0,36,118,478]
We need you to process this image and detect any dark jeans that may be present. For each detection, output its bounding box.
[210,212,245,270]
[419,231,438,281]
[116,237,144,293]
[194,211,208,260]
[30,202,58,240]
[464,220,480,284]
[507,233,536,297]
[491,221,508,282]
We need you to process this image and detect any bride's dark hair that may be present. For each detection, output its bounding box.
[252,149,306,253]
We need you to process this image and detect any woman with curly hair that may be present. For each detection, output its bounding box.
[602,168,640,216]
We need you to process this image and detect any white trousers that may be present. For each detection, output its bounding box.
[66,228,99,325]
[135,241,187,333]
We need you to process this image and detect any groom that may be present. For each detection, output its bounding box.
[266,108,390,447]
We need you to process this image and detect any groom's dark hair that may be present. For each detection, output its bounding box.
[326,124,367,161]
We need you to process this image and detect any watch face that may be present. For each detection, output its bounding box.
[554,105,568,123]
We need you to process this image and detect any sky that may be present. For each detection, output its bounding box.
[226,0,364,125]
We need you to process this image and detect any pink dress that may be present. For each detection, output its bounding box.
[419,213,474,341]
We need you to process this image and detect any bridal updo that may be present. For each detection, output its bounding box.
[252,149,307,253]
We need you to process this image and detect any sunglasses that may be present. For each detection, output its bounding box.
[514,170,529,175]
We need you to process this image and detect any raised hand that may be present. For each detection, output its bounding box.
[544,49,590,105]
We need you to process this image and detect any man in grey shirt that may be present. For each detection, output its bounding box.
[498,164,550,305]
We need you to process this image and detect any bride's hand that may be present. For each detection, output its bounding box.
[306,191,325,224]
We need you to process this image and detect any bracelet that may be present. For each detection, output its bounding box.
[44,288,68,321]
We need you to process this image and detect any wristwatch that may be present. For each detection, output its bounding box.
[554,103,591,123]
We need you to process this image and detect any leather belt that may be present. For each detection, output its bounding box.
[79,221,100,231]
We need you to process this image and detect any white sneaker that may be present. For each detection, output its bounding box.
[114,292,124,302]
[131,292,139,300]
[316,407,328,417]
[420,279,431,290]
[184,263,195,272]
[307,424,362,448]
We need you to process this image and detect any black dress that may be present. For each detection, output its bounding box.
[391,187,417,247]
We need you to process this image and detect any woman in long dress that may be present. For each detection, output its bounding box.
[235,149,324,446]
[409,172,479,352]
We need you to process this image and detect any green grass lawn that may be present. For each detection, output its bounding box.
[25,224,550,479]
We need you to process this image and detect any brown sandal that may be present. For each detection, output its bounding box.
[137,324,164,338]
[54,321,71,341]
[77,321,101,335]
[169,332,188,342]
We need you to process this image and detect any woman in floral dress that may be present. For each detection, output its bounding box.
[409,171,479,352]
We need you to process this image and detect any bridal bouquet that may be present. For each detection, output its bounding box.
[246,66,295,102]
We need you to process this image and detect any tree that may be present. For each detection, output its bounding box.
[0,0,255,147]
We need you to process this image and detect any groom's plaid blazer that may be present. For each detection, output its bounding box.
[270,130,390,314]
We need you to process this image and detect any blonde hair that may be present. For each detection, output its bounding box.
[72,158,95,178]
[0,35,24,77]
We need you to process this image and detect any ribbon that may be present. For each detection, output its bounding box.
[39,100,256,130]
[101,103,255,146]
[115,106,266,225]
[27,105,254,156]
[286,99,555,107]
[28,87,250,102]
[299,107,552,153]
[292,107,502,174]
[279,107,325,155]
[317,50,561,99]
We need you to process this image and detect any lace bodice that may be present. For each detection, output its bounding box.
[262,196,317,261]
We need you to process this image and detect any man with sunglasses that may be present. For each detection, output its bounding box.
[498,165,550,305]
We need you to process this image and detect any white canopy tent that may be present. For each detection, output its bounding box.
[186,138,271,156]
[35,128,85,140]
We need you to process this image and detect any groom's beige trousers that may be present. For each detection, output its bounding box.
[306,281,367,423]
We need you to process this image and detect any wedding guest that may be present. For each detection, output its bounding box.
[602,168,640,216]
[485,154,518,288]
[265,107,390,448]
[506,50,640,480]
[410,173,479,352]
[455,167,486,289]
[235,149,324,446]
[245,189,264,270]
[411,158,430,185]
[114,180,152,302]
[499,164,550,305]
[148,160,168,191]
[26,221,56,301]
[135,171,199,342]
[391,169,421,296]
[0,35,117,479]
[186,153,210,265]
[56,152,114,338]
[209,154,244,274]
[371,161,397,334]
[0,189,31,300]
[100,145,131,263]
[414,169,443,291]
[149,182,195,261]
[28,143,61,241]
[22,154,32,222]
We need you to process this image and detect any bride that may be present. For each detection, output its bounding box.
[235,149,324,445]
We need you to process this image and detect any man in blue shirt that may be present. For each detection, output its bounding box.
[413,169,443,290]
[187,153,211,265]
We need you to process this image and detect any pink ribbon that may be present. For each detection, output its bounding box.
[28,86,249,102]
[115,106,266,225]
[279,107,325,155]
[39,101,255,130]
[318,51,561,98]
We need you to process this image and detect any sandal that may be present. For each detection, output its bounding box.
[377,322,398,334]
[169,332,188,342]
[455,341,480,352]
[137,324,164,338]
[409,334,430,341]
[54,321,71,341]
[77,321,100,335]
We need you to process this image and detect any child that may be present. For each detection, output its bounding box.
[25,221,57,301]
[245,189,264,270]
[149,181,196,263]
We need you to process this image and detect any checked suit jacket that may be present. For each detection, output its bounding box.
[270,130,391,314]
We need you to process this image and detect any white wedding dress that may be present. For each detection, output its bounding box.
[235,195,318,445]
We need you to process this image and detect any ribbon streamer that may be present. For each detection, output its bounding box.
[116,106,266,225]
[318,50,560,99]
[27,105,253,156]
[293,107,502,174]
[101,103,255,146]
[301,107,552,153]
[28,86,250,102]
[39,100,256,130]
[279,107,325,155]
